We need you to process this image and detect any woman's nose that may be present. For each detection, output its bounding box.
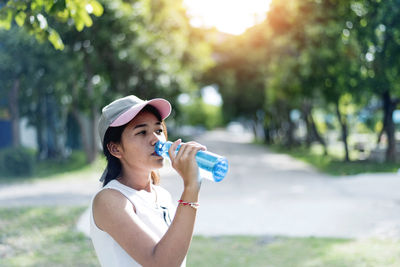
[151,132,163,146]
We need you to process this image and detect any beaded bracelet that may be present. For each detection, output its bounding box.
[178,200,199,210]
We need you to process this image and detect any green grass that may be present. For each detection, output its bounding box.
[0,151,106,184]
[269,145,399,176]
[189,236,400,267]
[32,151,89,178]
[0,206,98,267]
[1,207,399,267]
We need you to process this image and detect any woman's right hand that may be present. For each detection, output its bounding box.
[168,139,206,191]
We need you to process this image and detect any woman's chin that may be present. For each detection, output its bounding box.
[152,158,165,169]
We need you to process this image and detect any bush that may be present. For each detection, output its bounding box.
[0,146,35,177]
[180,99,223,130]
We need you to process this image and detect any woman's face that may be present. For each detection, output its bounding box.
[117,111,166,172]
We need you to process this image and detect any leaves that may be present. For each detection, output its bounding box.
[48,28,64,49]
[0,9,13,30]
[0,0,104,49]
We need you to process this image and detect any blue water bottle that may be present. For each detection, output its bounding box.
[155,141,228,182]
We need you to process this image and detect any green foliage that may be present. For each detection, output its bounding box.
[205,0,400,162]
[204,32,266,123]
[180,99,223,130]
[0,0,213,162]
[0,146,35,177]
[0,0,104,49]
[3,0,399,164]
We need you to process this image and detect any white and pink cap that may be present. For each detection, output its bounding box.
[98,95,171,144]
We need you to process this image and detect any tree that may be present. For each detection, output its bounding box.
[0,0,103,49]
[203,30,267,139]
[57,0,212,162]
[352,0,400,162]
[0,27,74,156]
[1,0,213,163]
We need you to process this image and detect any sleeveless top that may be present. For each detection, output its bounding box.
[90,179,185,267]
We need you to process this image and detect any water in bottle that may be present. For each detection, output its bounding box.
[155,141,228,182]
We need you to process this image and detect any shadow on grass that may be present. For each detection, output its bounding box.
[33,151,88,177]
[268,145,399,176]
[0,151,101,184]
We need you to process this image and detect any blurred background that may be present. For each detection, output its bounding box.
[1,0,400,171]
[1,0,400,266]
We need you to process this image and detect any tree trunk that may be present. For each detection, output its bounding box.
[335,100,350,162]
[88,106,98,163]
[286,110,295,148]
[8,79,20,147]
[34,88,47,159]
[263,126,272,144]
[301,106,313,148]
[71,109,93,163]
[83,53,99,163]
[309,113,328,155]
[382,90,397,162]
[35,116,45,159]
[301,101,328,155]
[251,120,258,141]
[376,126,384,145]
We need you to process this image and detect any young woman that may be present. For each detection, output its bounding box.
[90,95,205,267]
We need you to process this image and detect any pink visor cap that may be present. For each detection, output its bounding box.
[98,95,171,144]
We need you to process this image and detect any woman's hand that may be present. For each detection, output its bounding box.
[168,139,206,191]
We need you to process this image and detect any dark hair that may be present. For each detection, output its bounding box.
[102,105,167,186]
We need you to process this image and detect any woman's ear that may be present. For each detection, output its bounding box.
[107,142,122,158]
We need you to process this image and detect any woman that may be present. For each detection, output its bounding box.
[90,95,205,267]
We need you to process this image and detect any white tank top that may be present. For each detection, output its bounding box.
[90,179,185,267]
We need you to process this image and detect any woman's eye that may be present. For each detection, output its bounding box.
[155,129,163,135]
[136,130,146,135]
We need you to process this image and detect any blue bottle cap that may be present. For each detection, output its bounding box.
[212,157,229,182]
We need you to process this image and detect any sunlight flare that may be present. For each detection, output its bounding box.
[184,0,271,35]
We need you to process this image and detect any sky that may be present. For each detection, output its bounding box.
[183,0,271,35]
[177,85,222,106]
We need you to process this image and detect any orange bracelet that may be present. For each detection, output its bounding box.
[178,200,199,210]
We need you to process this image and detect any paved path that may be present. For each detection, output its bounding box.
[1,129,400,239]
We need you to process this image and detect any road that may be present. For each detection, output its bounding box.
[1,129,399,239]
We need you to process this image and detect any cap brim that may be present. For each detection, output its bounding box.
[110,98,171,127]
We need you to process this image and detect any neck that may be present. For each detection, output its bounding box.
[118,168,152,192]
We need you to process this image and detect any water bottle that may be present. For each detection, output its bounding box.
[155,141,228,182]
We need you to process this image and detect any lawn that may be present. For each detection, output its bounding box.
[268,144,399,176]
[0,151,106,184]
[1,206,399,267]
[0,206,97,267]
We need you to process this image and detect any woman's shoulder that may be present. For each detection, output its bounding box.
[92,187,138,233]
[93,187,131,211]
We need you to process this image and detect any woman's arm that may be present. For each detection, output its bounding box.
[93,140,204,267]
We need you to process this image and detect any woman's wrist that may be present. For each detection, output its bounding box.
[183,182,200,194]
[178,200,199,210]
[181,185,200,203]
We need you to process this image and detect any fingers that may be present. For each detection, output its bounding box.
[187,141,206,152]
[169,140,206,189]
[175,142,206,161]
[168,139,182,162]
[168,140,206,166]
